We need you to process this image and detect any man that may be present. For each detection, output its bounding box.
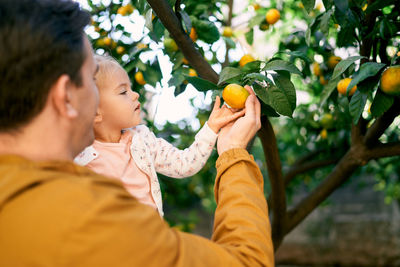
[0,0,274,266]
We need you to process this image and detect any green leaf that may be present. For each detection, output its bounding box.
[263,60,303,76]
[218,67,242,86]
[349,90,368,124]
[244,73,273,84]
[144,9,153,31]
[266,85,294,117]
[302,0,316,13]
[261,102,280,117]
[365,0,397,14]
[331,56,365,80]
[320,77,341,105]
[276,50,312,64]
[179,11,192,33]
[322,0,333,9]
[371,90,394,117]
[320,10,333,36]
[346,62,386,94]
[245,29,254,45]
[273,73,297,111]
[222,36,236,48]
[252,82,269,105]
[193,19,220,44]
[242,60,261,73]
[248,13,266,28]
[184,76,220,92]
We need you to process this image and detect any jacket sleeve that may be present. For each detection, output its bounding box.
[62,148,274,267]
[143,123,217,178]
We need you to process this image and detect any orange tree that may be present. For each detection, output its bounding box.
[86,0,400,250]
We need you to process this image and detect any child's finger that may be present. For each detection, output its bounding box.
[244,85,255,96]
[212,96,221,111]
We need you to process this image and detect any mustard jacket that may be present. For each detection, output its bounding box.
[0,149,274,266]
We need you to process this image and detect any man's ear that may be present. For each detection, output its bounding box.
[50,74,78,119]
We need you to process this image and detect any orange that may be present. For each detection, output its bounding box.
[239,54,255,67]
[222,27,233,37]
[182,58,189,65]
[320,129,328,139]
[327,56,342,69]
[312,63,322,76]
[189,28,197,42]
[188,68,197,77]
[134,71,146,85]
[117,6,127,16]
[164,38,178,52]
[380,66,400,95]
[337,78,357,96]
[222,84,250,109]
[252,3,261,10]
[137,43,148,49]
[116,46,125,54]
[125,4,134,14]
[319,76,328,85]
[265,9,280,25]
[103,37,112,46]
[320,114,333,129]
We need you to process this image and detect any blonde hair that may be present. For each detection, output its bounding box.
[93,54,124,91]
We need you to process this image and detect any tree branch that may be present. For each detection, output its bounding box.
[351,117,368,145]
[258,116,286,250]
[363,98,400,148]
[285,148,361,234]
[284,158,338,186]
[146,0,219,83]
[366,142,400,160]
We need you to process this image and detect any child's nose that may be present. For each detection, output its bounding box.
[132,91,139,101]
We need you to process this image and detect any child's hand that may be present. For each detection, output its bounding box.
[207,96,246,134]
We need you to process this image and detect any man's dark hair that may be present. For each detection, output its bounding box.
[0,0,91,132]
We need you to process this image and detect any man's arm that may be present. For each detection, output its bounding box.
[64,91,273,266]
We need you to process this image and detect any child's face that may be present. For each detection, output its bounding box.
[97,65,141,131]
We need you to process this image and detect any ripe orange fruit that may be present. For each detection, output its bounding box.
[125,4,134,14]
[117,6,127,15]
[182,58,189,65]
[164,38,178,52]
[252,3,261,10]
[397,51,400,57]
[222,84,250,109]
[134,71,146,85]
[222,27,233,37]
[189,28,197,42]
[103,37,112,46]
[327,56,342,69]
[312,63,322,76]
[188,68,197,77]
[319,76,328,85]
[320,129,328,139]
[239,54,255,67]
[337,78,357,96]
[137,43,148,49]
[265,8,280,25]
[380,66,400,95]
[116,46,125,54]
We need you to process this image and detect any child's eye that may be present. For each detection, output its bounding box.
[120,91,127,95]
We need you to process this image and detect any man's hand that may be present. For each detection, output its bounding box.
[217,86,261,155]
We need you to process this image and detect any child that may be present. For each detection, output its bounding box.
[75,55,244,216]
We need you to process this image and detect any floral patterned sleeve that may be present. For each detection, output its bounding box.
[142,123,217,178]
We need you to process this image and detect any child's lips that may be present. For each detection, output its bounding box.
[134,103,141,111]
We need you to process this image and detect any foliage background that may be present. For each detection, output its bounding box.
[83,0,400,233]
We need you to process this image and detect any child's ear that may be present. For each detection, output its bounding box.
[94,107,102,123]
